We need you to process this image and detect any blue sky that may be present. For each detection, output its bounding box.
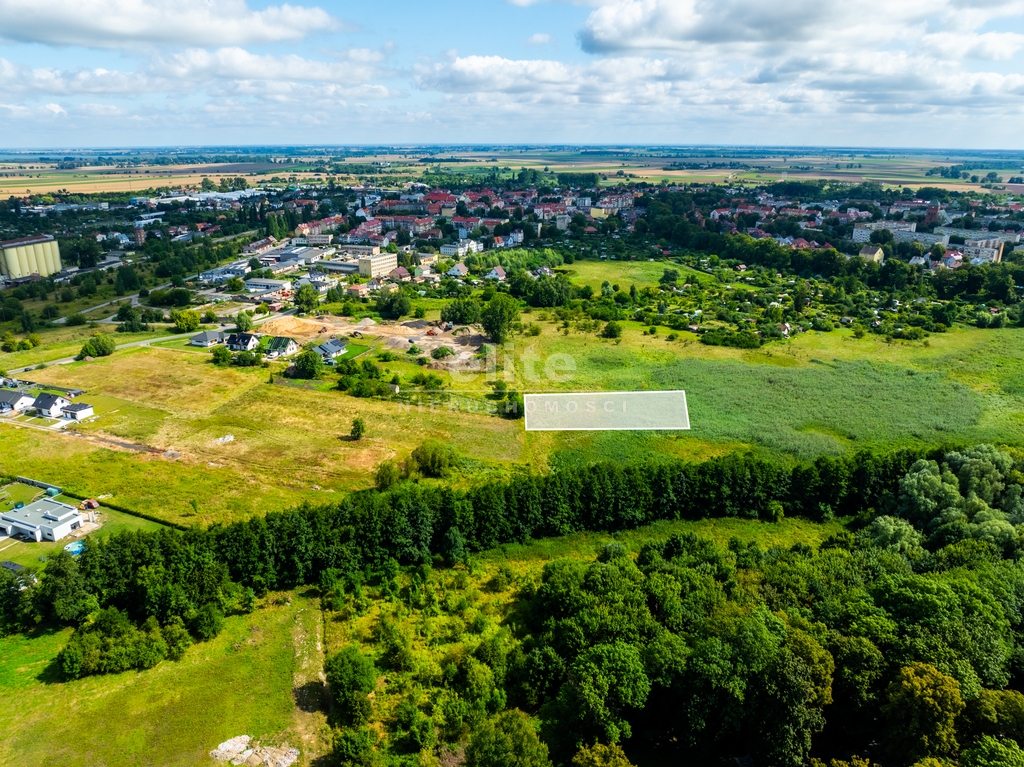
[3,0,1024,148]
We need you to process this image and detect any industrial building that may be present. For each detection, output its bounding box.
[0,234,62,279]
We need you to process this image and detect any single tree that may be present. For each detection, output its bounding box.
[481,293,520,344]
[351,417,366,440]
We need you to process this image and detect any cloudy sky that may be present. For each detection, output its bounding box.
[2,0,1024,148]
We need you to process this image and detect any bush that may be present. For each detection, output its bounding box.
[351,417,366,440]
[601,321,623,339]
[431,345,455,360]
[77,333,117,359]
[293,349,324,379]
[211,345,232,366]
[65,313,87,326]
[408,440,458,478]
[325,646,377,723]
[191,602,224,641]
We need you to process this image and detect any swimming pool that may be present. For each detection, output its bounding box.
[64,541,85,556]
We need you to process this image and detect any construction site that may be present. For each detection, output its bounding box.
[256,315,489,371]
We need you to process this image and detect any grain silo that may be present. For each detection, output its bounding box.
[0,235,62,279]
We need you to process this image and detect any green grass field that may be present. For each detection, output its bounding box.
[0,591,319,767]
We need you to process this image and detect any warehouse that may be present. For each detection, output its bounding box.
[0,234,62,279]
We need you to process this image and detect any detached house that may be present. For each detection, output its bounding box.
[485,266,506,281]
[0,390,34,413]
[315,338,347,362]
[190,331,226,348]
[447,263,469,278]
[265,337,299,359]
[33,393,71,418]
[226,333,260,352]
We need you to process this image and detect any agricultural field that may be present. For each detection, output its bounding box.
[0,514,841,767]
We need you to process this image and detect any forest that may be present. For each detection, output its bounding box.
[5,445,1024,765]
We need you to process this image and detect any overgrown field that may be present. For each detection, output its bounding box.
[0,515,839,767]
[1,323,1024,524]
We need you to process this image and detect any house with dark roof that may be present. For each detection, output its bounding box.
[33,393,70,418]
[265,336,298,359]
[226,333,260,352]
[315,338,347,362]
[0,389,34,413]
[62,402,95,421]
[190,330,226,347]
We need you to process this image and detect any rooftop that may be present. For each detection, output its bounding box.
[1,498,80,530]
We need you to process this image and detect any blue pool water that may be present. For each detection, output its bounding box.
[64,541,85,556]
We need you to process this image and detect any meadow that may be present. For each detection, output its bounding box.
[0,590,320,767]
[1,317,1023,524]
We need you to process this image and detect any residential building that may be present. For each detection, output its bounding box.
[33,393,70,418]
[347,283,370,298]
[62,403,95,421]
[485,266,507,281]
[447,263,469,278]
[315,338,347,362]
[190,331,226,347]
[0,498,84,542]
[858,245,885,263]
[851,221,916,243]
[226,333,260,352]
[0,390,34,413]
[893,230,949,247]
[358,251,399,278]
[265,337,299,358]
[935,227,1020,244]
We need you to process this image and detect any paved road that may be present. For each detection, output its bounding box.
[7,308,296,375]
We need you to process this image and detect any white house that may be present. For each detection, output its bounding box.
[190,331,226,347]
[0,390,35,413]
[0,498,84,542]
[62,403,95,421]
[226,333,260,352]
[315,338,347,362]
[447,263,469,278]
[485,266,506,281]
[33,393,70,418]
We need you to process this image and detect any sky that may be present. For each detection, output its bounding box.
[3,0,1024,149]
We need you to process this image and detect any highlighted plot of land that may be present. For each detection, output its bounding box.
[524,390,690,431]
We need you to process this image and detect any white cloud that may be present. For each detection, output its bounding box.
[527,33,552,45]
[0,0,340,48]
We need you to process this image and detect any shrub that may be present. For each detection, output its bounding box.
[408,440,458,478]
[191,602,224,641]
[77,333,117,359]
[211,345,232,366]
[601,321,622,339]
[325,646,377,723]
[431,345,455,360]
[65,313,87,326]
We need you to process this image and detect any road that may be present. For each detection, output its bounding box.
[7,308,296,375]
